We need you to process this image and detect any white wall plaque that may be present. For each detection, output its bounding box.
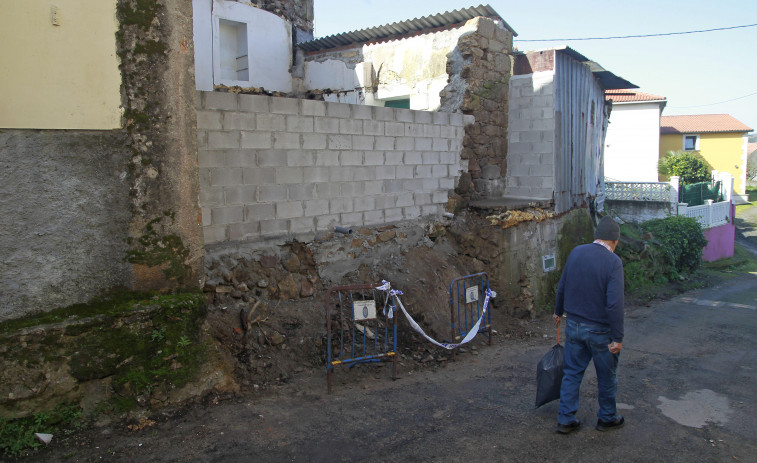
[465,286,479,304]
[353,300,377,321]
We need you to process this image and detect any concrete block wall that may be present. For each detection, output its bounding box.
[196,92,466,244]
[605,199,675,224]
[505,72,556,200]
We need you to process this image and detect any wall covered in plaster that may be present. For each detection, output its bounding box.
[0,0,122,129]
[304,20,479,110]
[0,0,204,320]
[604,199,676,224]
[194,0,295,92]
[0,131,132,321]
[119,0,204,292]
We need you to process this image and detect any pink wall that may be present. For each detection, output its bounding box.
[702,203,735,262]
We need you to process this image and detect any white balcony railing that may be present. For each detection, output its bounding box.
[604,181,675,202]
[604,172,734,230]
[679,200,731,229]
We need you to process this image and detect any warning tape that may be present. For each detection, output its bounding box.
[376,280,496,350]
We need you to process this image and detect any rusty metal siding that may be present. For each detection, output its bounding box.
[554,52,609,213]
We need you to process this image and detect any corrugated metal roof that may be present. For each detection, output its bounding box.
[661,114,753,134]
[299,4,516,52]
[519,46,637,90]
[558,47,637,90]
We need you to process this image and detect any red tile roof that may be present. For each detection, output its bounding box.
[660,114,753,134]
[749,142,757,155]
[605,89,666,103]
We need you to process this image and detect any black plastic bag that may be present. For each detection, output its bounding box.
[535,343,564,407]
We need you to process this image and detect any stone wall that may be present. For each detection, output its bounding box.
[233,0,313,37]
[118,0,204,292]
[196,92,469,244]
[604,199,676,224]
[449,207,593,318]
[504,71,556,199]
[444,17,513,199]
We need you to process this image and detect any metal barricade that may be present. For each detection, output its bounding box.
[325,283,397,393]
[449,273,492,351]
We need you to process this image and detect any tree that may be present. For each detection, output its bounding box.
[748,157,757,181]
[658,150,710,185]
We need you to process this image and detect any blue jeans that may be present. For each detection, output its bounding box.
[558,318,620,424]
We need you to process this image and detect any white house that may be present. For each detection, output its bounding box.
[604,89,667,182]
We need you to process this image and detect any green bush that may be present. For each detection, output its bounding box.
[614,223,674,292]
[658,151,710,185]
[642,216,708,273]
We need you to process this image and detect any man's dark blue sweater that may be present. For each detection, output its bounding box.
[554,242,624,342]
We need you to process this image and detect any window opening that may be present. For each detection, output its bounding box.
[384,98,410,109]
[219,19,248,82]
[683,134,699,151]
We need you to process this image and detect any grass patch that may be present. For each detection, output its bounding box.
[746,186,757,202]
[735,203,753,215]
[701,242,757,275]
[0,404,85,458]
[0,291,208,457]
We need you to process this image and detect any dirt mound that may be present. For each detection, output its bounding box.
[202,226,536,395]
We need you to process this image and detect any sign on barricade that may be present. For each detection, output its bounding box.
[449,273,492,352]
[325,283,397,393]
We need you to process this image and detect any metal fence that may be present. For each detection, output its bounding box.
[449,273,492,349]
[679,180,723,206]
[325,283,397,393]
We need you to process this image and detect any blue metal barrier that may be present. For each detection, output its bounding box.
[449,272,492,347]
[325,283,397,393]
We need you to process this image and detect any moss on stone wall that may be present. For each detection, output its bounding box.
[125,212,192,283]
[477,78,509,100]
[539,210,595,311]
[0,291,207,418]
[68,293,207,400]
[117,0,161,30]
[116,0,198,289]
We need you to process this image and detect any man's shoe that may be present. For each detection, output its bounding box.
[556,420,580,434]
[596,416,624,431]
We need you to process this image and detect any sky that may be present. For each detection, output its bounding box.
[313,0,757,134]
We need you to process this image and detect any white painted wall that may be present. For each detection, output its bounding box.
[305,60,358,91]
[305,22,477,110]
[604,102,664,182]
[193,0,292,92]
[193,0,214,91]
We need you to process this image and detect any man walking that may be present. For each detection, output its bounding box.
[553,215,625,434]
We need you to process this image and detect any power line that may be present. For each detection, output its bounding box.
[515,23,757,42]
[669,91,757,109]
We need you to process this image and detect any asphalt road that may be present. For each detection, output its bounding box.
[38,272,757,462]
